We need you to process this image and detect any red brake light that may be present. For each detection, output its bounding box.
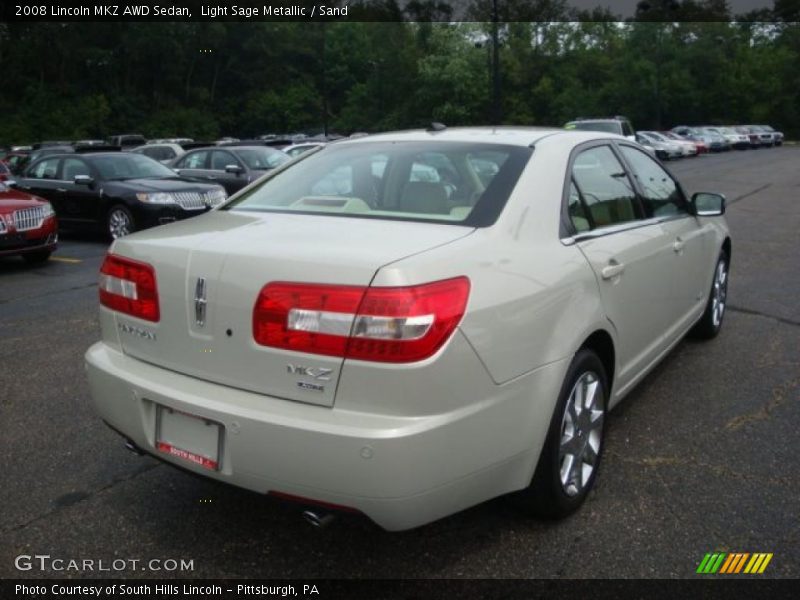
[252,282,365,357]
[253,277,470,363]
[99,254,160,322]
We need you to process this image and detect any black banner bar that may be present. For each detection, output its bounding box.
[0,0,792,23]
[3,579,800,600]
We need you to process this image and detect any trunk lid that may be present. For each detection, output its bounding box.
[110,210,473,406]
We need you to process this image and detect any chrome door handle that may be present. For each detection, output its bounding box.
[56,188,68,193]
[673,238,685,253]
[601,262,625,280]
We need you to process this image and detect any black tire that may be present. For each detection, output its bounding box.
[514,349,608,519]
[22,249,51,264]
[106,204,136,240]
[691,250,729,340]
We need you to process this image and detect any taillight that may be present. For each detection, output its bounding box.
[253,277,470,363]
[99,254,160,322]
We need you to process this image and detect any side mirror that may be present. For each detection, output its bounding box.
[691,192,726,216]
[74,174,94,186]
[225,164,244,175]
[3,179,17,187]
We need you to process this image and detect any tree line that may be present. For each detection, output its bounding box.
[1,2,799,144]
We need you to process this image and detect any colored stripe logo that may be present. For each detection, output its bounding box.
[697,552,773,574]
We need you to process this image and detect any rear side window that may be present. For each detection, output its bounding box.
[571,146,638,228]
[179,151,208,169]
[62,158,91,180]
[211,150,240,171]
[235,148,289,170]
[28,158,60,180]
[620,146,687,218]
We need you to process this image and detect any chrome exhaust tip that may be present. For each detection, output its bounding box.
[302,510,334,529]
[124,438,146,456]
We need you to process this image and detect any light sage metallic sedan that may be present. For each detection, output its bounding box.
[85,127,731,530]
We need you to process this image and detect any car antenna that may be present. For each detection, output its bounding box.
[427,122,446,132]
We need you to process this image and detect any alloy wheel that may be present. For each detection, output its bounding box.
[108,208,132,239]
[711,259,728,328]
[558,371,604,497]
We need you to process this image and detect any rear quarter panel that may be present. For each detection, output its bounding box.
[373,134,610,386]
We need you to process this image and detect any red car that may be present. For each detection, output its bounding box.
[0,182,58,263]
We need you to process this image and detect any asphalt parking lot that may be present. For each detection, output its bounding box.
[1,147,798,579]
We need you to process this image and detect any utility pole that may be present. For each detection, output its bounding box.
[321,22,328,137]
[491,0,501,125]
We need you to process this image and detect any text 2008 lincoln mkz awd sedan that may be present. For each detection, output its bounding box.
[86,127,730,530]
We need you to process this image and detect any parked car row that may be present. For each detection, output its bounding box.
[0,133,325,244]
[562,117,784,161]
[671,124,783,151]
[1,132,337,175]
[0,118,785,265]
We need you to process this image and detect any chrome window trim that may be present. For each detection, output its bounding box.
[560,213,688,246]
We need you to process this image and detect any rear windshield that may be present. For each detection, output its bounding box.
[566,121,621,134]
[223,141,532,227]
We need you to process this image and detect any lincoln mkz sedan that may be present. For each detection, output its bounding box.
[86,127,731,530]
[14,153,228,239]
[0,181,58,263]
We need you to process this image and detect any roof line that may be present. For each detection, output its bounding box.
[528,130,569,148]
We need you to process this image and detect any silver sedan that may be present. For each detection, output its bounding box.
[86,127,731,530]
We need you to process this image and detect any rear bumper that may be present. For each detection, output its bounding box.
[85,342,566,530]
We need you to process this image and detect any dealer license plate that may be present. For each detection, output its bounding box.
[155,406,221,471]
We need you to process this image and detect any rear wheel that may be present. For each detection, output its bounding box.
[691,250,729,339]
[107,205,135,240]
[515,349,607,519]
[22,249,51,264]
